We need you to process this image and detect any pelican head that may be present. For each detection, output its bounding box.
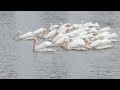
[41,28,47,38]
[48,23,53,30]
[52,31,59,39]
[93,33,98,36]
[82,37,87,42]
[83,37,89,46]
[48,38,52,42]
[56,31,59,36]
[65,23,71,27]
[60,38,70,49]
[14,31,21,40]
[60,22,63,26]
[91,37,97,41]
[50,23,52,26]
[66,28,70,33]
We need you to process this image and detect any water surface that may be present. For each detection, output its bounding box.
[0,11,120,79]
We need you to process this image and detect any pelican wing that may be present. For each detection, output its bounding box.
[104,33,118,39]
[52,34,63,43]
[89,40,101,47]
[69,39,85,48]
[101,39,111,45]
[55,36,68,45]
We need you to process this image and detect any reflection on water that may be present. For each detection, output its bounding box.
[0,11,120,79]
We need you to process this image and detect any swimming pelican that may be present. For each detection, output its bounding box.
[94,45,113,50]
[52,33,64,43]
[84,34,94,40]
[54,36,69,46]
[64,23,72,27]
[82,21,93,28]
[88,28,98,33]
[72,31,88,40]
[89,40,102,48]
[32,28,47,38]
[32,37,55,52]
[58,27,70,34]
[45,30,59,39]
[91,31,111,40]
[49,23,59,31]
[100,39,111,45]
[92,32,118,41]
[66,29,87,38]
[73,24,80,29]
[60,38,88,50]
[93,22,100,29]
[99,27,111,33]
[63,38,86,48]
[104,33,118,39]
[89,39,112,49]
[14,31,33,40]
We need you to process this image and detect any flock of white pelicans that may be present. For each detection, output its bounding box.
[13,22,119,52]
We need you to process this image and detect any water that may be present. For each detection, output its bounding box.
[0,11,120,79]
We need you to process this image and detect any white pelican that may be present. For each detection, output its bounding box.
[99,27,111,33]
[104,33,118,40]
[58,27,70,34]
[32,28,47,38]
[44,30,59,39]
[54,36,69,46]
[89,40,102,48]
[80,27,90,31]
[88,28,98,33]
[61,23,73,30]
[93,22,100,29]
[83,34,94,40]
[59,23,73,34]
[89,39,112,49]
[82,21,93,28]
[65,38,85,47]
[72,31,88,40]
[33,37,55,52]
[63,29,81,38]
[100,39,111,45]
[73,24,80,29]
[14,31,33,40]
[59,22,64,29]
[92,32,118,41]
[64,23,72,27]
[49,23,59,31]
[94,45,113,50]
[91,31,111,40]
[52,33,64,43]
[65,29,87,38]
[60,38,88,51]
